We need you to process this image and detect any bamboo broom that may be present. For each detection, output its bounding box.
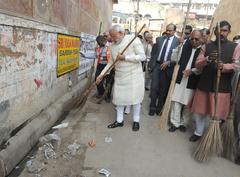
[221,65,240,160]
[159,0,192,130]
[96,71,114,104]
[159,62,180,130]
[194,22,223,162]
[66,24,146,110]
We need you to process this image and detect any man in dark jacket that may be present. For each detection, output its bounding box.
[190,20,240,142]
[169,29,202,132]
[149,24,179,116]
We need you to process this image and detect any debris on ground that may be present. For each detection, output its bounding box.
[104,136,112,143]
[98,168,111,177]
[62,141,82,160]
[39,133,61,150]
[88,140,96,148]
[38,143,56,160]
[62,152,72,161]
[52,122,69,129]
[26,160,45,173]
[27,155,35,159]
[67,142,81,155]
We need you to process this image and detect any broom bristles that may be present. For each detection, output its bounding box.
[221,117,234,160]
[194,119,223,162]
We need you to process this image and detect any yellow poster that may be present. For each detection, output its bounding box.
[57,34,80,77]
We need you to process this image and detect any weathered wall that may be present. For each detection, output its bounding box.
[0,0,113,34]
[0,0,114,144]
[212,0,240,39]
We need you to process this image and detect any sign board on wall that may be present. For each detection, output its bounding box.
[57,34,80,77]
[78,33,96,75]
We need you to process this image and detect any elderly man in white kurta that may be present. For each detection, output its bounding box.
[169,30,202,133]
[96,25,145,131]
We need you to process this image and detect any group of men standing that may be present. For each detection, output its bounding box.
[94,20,240,152]
[149,21,240,143]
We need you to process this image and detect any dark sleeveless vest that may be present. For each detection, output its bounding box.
[197,40,237,93]
[176,39,201,89]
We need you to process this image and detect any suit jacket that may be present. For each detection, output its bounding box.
[176,39,201,89]
[150,35,179,78]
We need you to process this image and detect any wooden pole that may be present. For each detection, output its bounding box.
[193,22,223,162]
[204,0,210,28]
[182,0,192,34]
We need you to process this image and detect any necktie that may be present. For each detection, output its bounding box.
[159,37,169,61]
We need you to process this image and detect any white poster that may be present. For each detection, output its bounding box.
[78,33,96,75]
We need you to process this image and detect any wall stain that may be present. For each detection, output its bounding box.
[37,43,43,52]
[0,45,26,58]
[0,100,10,123]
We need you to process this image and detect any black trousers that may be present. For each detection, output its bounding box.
[95,64,114,98]
[105,69,114,99]
[149,65,171,112]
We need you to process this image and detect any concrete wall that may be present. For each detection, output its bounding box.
[0,0,114,145]
[212,0,240,39]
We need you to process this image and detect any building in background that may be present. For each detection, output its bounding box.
[113,0,220,37]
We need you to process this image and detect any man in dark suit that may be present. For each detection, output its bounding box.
[149,24,179,116]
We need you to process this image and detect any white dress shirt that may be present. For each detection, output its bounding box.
[158,35,175,61]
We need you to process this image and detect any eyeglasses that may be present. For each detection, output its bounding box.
[190,38,200,41]
[220,29,229,32]
[185,32,191,35]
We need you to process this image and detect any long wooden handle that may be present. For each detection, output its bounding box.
[86,24,146,94]
[214,22,221,119]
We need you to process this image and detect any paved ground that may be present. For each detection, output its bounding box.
[16,92,240,177]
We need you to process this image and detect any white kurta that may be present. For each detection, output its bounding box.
[171,48,197,105]
[100,35,146,105]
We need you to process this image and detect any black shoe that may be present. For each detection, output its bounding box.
[96,94,103,99]
[107,121,124,128]
[132,122,140,131]
[179,125,186,132]
[235,156,240,165]
[168,125,178,132]
[156,109,162,116]
[189,134,201,142]
[105,97,111,103]
[148,110,155,116]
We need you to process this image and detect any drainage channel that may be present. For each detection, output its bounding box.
[7,110,70,177]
